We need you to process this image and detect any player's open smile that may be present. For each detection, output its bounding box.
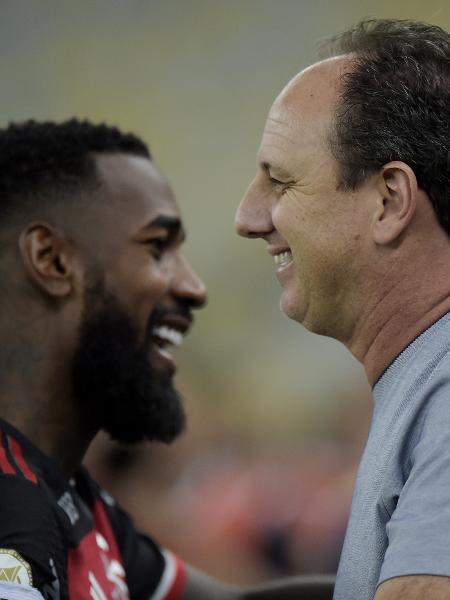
[149,312,193,374]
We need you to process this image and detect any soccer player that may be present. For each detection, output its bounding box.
[235,18,450,600]
[0,120,333,599]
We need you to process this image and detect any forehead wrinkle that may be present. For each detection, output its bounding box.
[263,129,297,145]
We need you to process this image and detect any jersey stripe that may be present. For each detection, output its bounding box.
[8,437,38,484]
[150,551,186,600]
[163,555,186,600]
[0,430,16,475]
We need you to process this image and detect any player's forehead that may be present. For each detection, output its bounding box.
[93,153,181,230]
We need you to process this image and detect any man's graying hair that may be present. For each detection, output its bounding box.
[325,19,450,233]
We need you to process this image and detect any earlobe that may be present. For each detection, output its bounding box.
[372,161,418,245]
[19,223,75,299]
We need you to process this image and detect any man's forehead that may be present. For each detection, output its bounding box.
[266,55,351,137]
[257,57,350,170]
[278,56,351,111]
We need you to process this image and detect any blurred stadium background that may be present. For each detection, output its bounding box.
[1,0,449,583]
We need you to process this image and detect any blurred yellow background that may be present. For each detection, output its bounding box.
[2,0,449,584]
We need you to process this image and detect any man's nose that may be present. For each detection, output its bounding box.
[171,255,208,308]
[235,179,273,238]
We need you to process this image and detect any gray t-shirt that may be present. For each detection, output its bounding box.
[334,311,450,599]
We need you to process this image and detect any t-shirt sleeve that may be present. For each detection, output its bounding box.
[379,381,450,585]
[0,475,64,598]
[100,490,186,600]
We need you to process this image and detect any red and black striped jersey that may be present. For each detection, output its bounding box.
[0,418,186,599]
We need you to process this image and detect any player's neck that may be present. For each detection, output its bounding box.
[0,391,96,476]
[0,341,96,476]
[348,238,450,385]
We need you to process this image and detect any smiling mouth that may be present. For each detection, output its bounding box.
[148,313,192,372]
[273,250,293,267]
[152,325,184,349]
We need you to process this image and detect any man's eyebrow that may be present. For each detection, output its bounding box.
[144,215,185,241]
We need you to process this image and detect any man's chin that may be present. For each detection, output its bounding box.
[280,292,302,323]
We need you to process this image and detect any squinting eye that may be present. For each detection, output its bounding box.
[145,238,168,260]
[270,177,282,185]
[269,176,292,191]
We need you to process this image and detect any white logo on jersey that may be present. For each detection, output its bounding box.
[57,492,79,526]
[0,548,32,585]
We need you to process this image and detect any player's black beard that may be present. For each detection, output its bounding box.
[72,275,186,444]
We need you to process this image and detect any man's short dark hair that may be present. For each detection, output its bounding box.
[325,19,450,233]
[0,119,150,221]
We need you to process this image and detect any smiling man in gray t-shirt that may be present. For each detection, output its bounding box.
[236,18,450,600]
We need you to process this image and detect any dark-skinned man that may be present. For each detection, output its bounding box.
[0,120,333,600]
[236,18,450,600]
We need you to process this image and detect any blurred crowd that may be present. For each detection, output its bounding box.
[86,391,370,584]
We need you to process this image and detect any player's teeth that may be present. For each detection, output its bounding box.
[152,326,183,347]
[274,251,292,266]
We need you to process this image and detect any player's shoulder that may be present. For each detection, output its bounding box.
[0,425,52,523]
[0,473,63,598]
[0,424,40,486]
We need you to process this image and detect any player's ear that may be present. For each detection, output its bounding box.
[372,161,418,245]
[19,222,79,299]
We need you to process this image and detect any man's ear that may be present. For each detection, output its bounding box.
[372,161,418,245]
[19,222,78,299]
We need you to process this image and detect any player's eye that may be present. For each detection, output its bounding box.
[144,238,168,260]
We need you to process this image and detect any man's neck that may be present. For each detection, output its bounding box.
[348,245,450,385]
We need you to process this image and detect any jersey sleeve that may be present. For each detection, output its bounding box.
[99,490,186,600]
[379,377,450,585]
[0,474,64,598]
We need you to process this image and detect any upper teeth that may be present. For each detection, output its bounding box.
[152,326,183,347]
[274,251,292,266]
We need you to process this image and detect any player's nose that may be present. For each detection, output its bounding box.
[171,255,208,309]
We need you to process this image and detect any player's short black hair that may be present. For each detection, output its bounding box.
[0,118,151,221]
[324,19,450,234]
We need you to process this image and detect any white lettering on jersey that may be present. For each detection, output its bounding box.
[103,558,128,599]
[91,534,129,600]
[89,572,108,600]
